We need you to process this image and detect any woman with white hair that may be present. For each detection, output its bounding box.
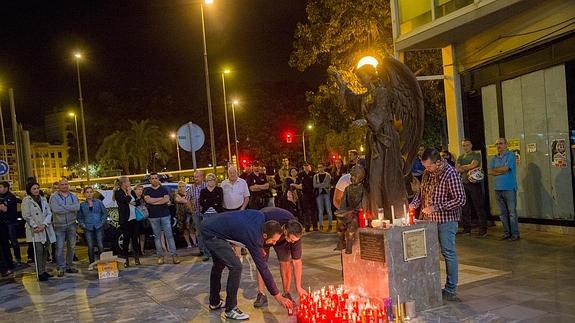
[199,173,224,215]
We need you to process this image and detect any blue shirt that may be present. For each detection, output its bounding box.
[201,209,280,296]
[489,150,517,191]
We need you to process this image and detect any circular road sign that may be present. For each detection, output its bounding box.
[177,122,205,152]
[0,160,9,176]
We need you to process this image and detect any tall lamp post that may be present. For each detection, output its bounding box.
[302,124,313,162]
[0,86,8,169]
[200,0,217,172]
[68,112,82,166]
[171,133,182,171]
[231,100,239,169]
[73,52,90,183]
[221,69,232,163]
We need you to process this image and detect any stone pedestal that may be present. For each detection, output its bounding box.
[342,222,442,312]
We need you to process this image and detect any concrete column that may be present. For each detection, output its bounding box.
[441,45,465,157]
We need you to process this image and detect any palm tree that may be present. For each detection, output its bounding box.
[97,120,172,174]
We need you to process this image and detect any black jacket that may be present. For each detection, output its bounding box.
[114,189,133,225]
[0,192,18,224]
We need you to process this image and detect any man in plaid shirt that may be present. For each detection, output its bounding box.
[187,170,209,261]
[409,148,466,302]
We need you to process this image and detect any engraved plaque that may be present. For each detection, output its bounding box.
[402,228,427,261]
[359,230,385,262]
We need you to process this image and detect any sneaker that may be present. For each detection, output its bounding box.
[66,267,79,274]
[88,264,94,271]
[1,269,13,277]
[509,235,520,241]
[442,289,461,302]
[57,269,65,277]
[38,273,49,282]
[225,307,249,320]
[477,231,488,238]
[157,257,165,265]
[172,256,181,264]
[209,299,224,310]
[500,235,511,240]
[186,245,192,249]
[202,255,211,262]
[253,292,268,308]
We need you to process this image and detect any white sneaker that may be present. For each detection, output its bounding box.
[88,264,94,271]
[225,307,249,320]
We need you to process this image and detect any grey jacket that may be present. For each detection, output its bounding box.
[22,195,56,244]
[49,192,80,230]
[313,172,332,195]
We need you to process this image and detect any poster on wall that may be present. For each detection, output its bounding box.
[551,139,568,168]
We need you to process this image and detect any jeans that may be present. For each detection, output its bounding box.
[7,223,21,262]
[55,224,77,270]
[84,227,104,264]
[193,212,210,257]
[149,216,177,257]
[205,237,243,312]
[495,190,519,237]
[462,182,488,233]
[438,221,458,294]
[316,194,333,227]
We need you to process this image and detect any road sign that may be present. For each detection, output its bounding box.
[177,122,205,153]
[0,160,9,176]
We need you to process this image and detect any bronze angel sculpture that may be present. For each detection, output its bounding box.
[331,57,424,219]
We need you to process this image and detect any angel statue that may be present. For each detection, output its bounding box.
[330,56,424,220]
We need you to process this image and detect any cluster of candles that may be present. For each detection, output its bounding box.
[368,204,416,229]
[295,286,411,322]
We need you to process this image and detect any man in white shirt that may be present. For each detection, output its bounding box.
[222,166,250,211]
[332,173,351,210]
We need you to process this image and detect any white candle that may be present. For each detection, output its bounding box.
[391,205,395,219]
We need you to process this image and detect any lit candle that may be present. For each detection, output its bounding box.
[391,205,395,219]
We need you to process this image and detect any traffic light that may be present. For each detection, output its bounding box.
[285,132,293,143]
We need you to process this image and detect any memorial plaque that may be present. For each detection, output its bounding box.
[359,230,385,262]
[402,228,427,261]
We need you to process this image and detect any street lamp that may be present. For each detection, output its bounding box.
[221,69,232,163]
[302,124,313,162]
[231,99,239,169]
[171,133,182,171]
[68,112,82,166]
[0,85,8,170]
[73,51,90,183]
[200,0,217,173]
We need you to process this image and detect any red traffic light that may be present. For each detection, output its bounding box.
[285,132,293,143]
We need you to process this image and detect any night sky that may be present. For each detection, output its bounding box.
[0,0,321,131]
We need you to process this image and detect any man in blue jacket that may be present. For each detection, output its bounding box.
[202,209,294,320]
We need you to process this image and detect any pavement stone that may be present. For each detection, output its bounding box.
[1,225,574,322]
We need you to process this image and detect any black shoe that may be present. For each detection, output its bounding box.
[313,227,319,232]
[457,230,471,236]
[442,289,461,302]
[73,255,79,261]
[500,235,511,240]
[477,231,488,238]
[38,273,49,281]
[27,259,35,264]
[509,235,520,241]
[305,227,311,232]
[253,292,268,308]
[1,270,13,277]
[66,267,79,274]
[43,272,53,278]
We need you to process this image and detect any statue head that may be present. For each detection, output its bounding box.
[350,165,366,185]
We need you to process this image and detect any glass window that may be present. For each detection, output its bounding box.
[398,0,432,34]
[435,0,473,19]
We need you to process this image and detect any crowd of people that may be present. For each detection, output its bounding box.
[0,138,519,318]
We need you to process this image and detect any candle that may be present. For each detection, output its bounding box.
[391,205,395,219]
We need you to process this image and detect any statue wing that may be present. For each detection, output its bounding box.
[379,58,425,176]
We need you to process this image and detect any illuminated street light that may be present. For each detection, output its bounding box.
[170,133,182,171]
[68,112,82,165]
[200,0,216,172]
[73,51,90,183]
[231,99,239,169]
[221,69,232,163]
[0,85,8,171]
[302,123,314,162]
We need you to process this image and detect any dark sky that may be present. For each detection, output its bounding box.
[0,0,320,128]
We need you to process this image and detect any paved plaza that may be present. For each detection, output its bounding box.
[1,225,574,322]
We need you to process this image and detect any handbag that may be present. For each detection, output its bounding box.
[468,167,484,183]
[134,204,149,222]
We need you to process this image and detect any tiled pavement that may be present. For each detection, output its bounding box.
[1,225,574,322]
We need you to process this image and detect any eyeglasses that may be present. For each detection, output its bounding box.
[495,142,505,145]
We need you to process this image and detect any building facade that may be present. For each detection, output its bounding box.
[391,0,575,225]
[0,142,69,189]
